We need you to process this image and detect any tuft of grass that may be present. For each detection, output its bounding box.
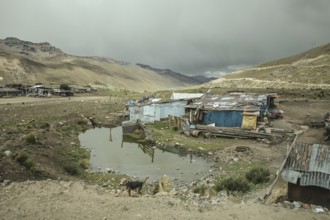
[193,185,207,196]
[16,152,35,170]
[25,133,37,144]
[214,177,250,194]
[79,159,90,169]
[63,164,80,175]
[245,167,270,184]
[167,201,175,207]
[40,122,50,129]
[16,152,29,164]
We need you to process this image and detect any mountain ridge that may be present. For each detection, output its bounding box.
[205,42,330,89]
[0,37,203,92]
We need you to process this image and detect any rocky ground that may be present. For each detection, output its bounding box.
[0,91,329,219]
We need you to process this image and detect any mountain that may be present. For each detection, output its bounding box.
[206,43,330,89]
[0,37,202,92]
[136,63,215,84]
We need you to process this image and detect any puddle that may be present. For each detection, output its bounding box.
[78,127,213,184]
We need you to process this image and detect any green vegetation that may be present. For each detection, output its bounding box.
[79,159,90,169]
[213,166,272,195]
[214,177,250,194]
[24,133,37,144]
[147,120,235,152]
[245,167,271,184]
[63,163,80,175]
[16,152,36,170]
[193,185,207,195]
[60,84,71,90]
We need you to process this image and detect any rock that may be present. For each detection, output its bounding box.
[293,201,302,209]
[311,204,327,213]
[302,203,310,209]
[234,146,251,152]
[4,150,12,157]
[2,180,11,187]
[105,168,113,173]
[282,201,294,209]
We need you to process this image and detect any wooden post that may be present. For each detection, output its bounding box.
[263,133,299,204]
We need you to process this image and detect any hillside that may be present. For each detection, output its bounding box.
[136,63,215,84]
[0,37,201,92]
[207,43,330,89]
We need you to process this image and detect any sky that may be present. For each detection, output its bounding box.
[1,0,330,77]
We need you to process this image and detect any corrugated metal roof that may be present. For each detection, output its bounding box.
[128,100,187,123]
[185,92,277,111]
[171,92,204,100]
[281,142,330,189]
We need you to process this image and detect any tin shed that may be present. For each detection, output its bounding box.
[281,143,330,208]
[128,100,187,123]
[185,92,279,129]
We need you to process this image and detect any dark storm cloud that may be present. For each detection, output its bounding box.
[1,0,330,77]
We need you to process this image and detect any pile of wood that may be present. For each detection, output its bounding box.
[195,124,273,140]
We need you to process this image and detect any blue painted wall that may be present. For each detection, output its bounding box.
[201,110,243,127]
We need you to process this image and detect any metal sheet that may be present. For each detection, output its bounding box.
[281,169,300,184]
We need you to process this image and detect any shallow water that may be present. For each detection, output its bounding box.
[78,127,212,184]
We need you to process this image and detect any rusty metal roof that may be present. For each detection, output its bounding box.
[185,92,278,111]
[281,143,330,189]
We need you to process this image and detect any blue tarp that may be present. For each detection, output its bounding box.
[201,110,243,127]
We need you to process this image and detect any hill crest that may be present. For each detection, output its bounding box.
[0,37,201,92]
[206,42,330,89]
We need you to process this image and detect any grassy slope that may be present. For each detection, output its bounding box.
[0,42,193,92]
[208,43,330,87]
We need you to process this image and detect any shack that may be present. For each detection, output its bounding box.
[281,143,330,208]
[185,92,281,130]
[126,100,187,124]
[0,87,21,97]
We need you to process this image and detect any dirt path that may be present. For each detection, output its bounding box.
[1,180,328,220]
[0,95,110,105]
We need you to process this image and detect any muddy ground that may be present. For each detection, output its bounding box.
[0,91,329,219]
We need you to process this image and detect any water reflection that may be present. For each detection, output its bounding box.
[78,127,212,183]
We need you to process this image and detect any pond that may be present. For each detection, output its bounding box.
[78,127,213,184]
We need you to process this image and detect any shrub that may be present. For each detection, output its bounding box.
[60,84,71,90]
[25,133,37,144]
[77,119,87,125]
[245,167,270,184]
[23,160,35,170]
[215,177,250,193]
[63,164,80,175]
[40,123,50,129]
[16,152,35,170]
[193,185,207,195]
[79,159,90,169]
[16,153,28,164]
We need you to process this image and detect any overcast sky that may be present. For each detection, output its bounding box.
[1,0,330,77]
